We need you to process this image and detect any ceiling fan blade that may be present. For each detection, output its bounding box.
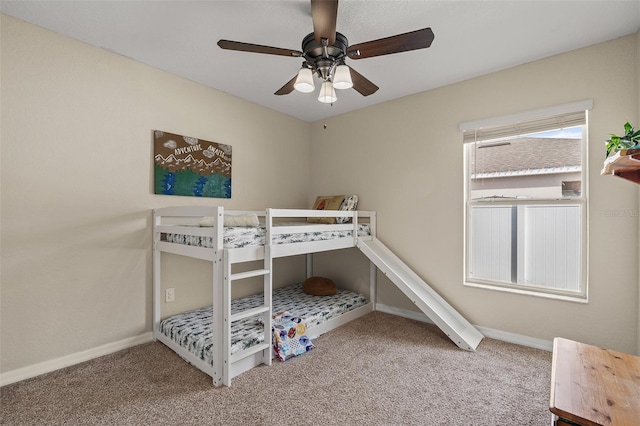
[347,27,434,60]
[218,40,302,57]
[275,75,298,95]
[348,66,379,96]
[311,0,338,45]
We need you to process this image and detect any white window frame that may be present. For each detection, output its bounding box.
[460,101,591,302]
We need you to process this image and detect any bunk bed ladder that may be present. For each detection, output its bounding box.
[221,244,272,386]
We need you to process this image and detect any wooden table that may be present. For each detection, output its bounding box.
[550,337,640,426]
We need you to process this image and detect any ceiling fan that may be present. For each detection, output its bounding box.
[217,0,434,104]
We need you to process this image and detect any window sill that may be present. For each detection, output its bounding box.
[464,280,588,304]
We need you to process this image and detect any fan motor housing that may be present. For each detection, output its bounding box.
[301,32,348,80]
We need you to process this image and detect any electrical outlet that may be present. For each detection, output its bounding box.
[165,288,175,303]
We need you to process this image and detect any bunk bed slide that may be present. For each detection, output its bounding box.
[153,206,377,386]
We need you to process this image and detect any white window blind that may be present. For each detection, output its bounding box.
[459,100,592,143]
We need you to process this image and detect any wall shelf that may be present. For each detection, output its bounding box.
[601,147,640,184]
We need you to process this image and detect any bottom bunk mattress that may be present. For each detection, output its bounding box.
[159,283,368,366]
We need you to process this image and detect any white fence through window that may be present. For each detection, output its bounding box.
[469,204,581,291]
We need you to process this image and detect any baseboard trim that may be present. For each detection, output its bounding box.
[376,303,435,324]
[0,332,154,387]
[474,325,553,351]
[2,306,554,386]
[376,303,552,352]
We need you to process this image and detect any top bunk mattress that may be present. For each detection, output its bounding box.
[164,223,371,249]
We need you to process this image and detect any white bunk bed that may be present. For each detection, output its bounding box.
[153,206,377,386]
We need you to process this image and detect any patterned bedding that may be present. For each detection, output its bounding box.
[159,283,368,366]
[164,223,371,249]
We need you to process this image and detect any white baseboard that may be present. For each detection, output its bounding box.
[376,303,553,352]
[474,325,553,351]
[0,332,154,387]
[376,303,436,324]
[2,306,554,387]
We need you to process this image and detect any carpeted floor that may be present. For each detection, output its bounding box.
[0,312,552,425]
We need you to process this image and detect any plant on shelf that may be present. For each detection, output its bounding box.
[605,122,640,157]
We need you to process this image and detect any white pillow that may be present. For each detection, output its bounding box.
[199,214,260,227]
[224,214,260,227]
[198,216,216,227]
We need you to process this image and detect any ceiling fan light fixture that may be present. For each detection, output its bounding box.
[218,2,434,106]
[318,80,337,103]
[332,64,353,90]
[293,68,315,93]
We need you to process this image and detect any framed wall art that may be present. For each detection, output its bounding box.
[154,130,231,198]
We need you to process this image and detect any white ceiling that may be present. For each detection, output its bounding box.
[2,1,639,122]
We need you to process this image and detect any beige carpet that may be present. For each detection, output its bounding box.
[0,312,552,425]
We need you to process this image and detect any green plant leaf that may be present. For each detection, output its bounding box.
[605,123,639,157]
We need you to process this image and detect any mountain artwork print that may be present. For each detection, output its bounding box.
[154,130,231,198]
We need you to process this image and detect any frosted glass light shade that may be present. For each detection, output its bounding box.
[294,68,315,93]
[318,81,337,103]
[332,65,353,90]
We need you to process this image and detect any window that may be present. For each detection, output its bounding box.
[460,101,591,301]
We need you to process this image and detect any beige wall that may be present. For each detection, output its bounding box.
[310,34,640,355]
[0,15,310,373]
